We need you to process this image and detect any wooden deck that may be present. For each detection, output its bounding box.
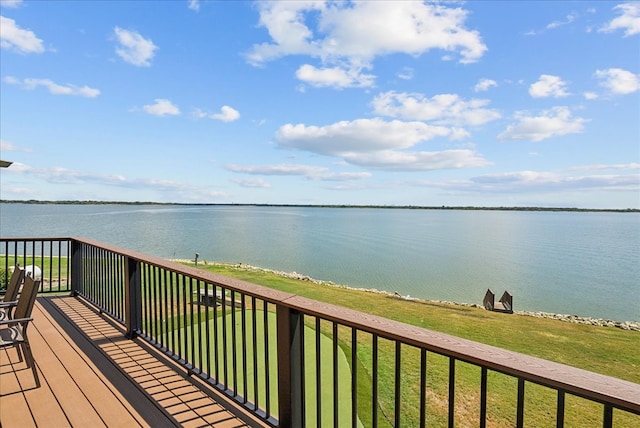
[0,295,268,428]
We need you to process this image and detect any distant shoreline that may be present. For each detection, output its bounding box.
[1,200,638,213]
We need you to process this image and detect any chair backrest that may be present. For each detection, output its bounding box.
[2,265,25,303]
[13,276,39,320]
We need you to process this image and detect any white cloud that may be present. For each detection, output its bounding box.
[468,171,639,192]
[275,118,490,172]
[0,16,44,54]
[143,99,180,116]
[498,107,587,142]
[397,67,414,80]
[295,64,375,89]
[228,164,328,176]
[246,1,487,71]
[474,78,497,92]
[7,162,126,185]
[231,178,271,188]
[7,162,229,200]
[213,105,240,122]
[341,149,490,171]
[417,170,639,194]
[187,0,200,12]
[193,105,240,122]
[0,139,15,151]
[0,185,37,197]
[600,2,640,37]
[526,12,579,35]
[276,118,454,155]
[570,163,640,171]
[583,91,599,100]
[317,171,372,181]
[372,91,501,127]
[529,75,570,98]
[246,1,323,65]
[594,68,640,95]
[0,139,31,152]
[226,163,371,181]
[4,76,100,97]
[546,13,578,30]
[470,171,563,187]
[0,0,23,8]
[113,27,157,67]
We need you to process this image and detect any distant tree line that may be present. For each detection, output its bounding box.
[1,200,638,213]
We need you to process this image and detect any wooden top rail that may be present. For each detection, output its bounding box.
[0,237,72,248]
[4,237,639,415]
[1,237,74,241]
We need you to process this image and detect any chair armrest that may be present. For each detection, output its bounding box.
[0,317,33,326]
[0,301,18,308]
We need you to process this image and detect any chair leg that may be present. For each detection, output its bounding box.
[21,342,40,388]
[15,342,24,363]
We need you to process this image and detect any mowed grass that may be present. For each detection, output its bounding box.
[1,256,69,291]
[182,261,640,427]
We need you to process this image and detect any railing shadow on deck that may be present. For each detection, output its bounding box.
[39,294,267,427]
[2,237,639,428]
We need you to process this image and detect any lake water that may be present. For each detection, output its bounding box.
[1,203,638,321]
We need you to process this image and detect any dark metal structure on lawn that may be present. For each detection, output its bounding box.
[483,289,513,314]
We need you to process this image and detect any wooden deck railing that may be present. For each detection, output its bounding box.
[1,237,639,427]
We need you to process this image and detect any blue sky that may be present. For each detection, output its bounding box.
[1,0,638,208]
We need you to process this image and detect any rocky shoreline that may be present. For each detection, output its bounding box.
[514,311,640,331]
[179,260,640,332]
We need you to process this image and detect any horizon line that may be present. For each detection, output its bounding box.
[1,200,638,213]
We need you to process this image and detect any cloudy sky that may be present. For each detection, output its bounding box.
[1,0,638,208]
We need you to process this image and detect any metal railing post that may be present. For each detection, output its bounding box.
[125,257,142,339]
[70,239,83,296]
[276,304,303,428]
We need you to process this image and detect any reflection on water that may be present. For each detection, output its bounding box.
[1,204,638,321]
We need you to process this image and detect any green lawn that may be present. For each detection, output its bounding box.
[0,255,69,291]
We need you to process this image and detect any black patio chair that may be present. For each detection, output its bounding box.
[0,275,40,387]
[0,265,25,321]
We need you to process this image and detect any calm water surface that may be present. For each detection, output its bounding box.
[1,204,638,321]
